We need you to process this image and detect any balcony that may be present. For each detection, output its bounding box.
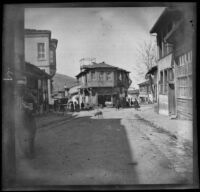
[157,53,172,71]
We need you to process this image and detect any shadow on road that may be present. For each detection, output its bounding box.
[15,114,139,186]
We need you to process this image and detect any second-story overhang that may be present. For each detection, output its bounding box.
[76,68,130,78]
[25,62,51,79]
[150,7,182,34]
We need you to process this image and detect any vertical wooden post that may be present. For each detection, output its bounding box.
[2,5,25,188]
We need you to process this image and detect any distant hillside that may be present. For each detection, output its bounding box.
[52,73,77,92]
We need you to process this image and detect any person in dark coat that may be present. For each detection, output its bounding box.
[70,101,74,112]
[81,102,84,110]
[74,102,79,112]
[131,99,134,106]
[133,98,140,110]
[116,99,120,110]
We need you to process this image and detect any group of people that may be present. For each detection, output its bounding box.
[116,98,140,110]
[69,101,80,112]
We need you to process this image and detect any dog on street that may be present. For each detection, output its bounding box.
[94,110,103,118]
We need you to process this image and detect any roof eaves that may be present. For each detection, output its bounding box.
[150,7,168,33]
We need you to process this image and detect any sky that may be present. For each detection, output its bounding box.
[25,7,165,88]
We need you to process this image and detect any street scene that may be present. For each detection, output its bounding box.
[16,105,193,185]
[2,3,197,190]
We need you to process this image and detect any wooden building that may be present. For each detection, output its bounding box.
[150,5,195,119]
[25,29,58,105]
[138,80,153,104]
[25,62,51,113]
[75,61,131,107]
[127,89,139,101]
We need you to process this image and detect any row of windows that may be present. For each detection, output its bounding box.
[178,51,192,66]
[91,71,112,81]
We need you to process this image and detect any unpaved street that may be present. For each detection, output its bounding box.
[16,107,193,185]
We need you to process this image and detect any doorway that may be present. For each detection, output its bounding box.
[168,83,176,115]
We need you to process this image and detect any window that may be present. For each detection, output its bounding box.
[118,73,122,81]
[168,68,174,81]
[37,43,45,60]
[178,77,188,97]
[159,69,168,95]
[159,71,164,94]
[50,50,54,63]
[188,75,192,98]
[106,72,112,80]
[99,72,104,81]
[176,51,193,99]
[164,70,168,94]
[91,71,96,80]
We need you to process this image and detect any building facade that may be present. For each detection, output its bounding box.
[25,29,58,106]
[138,80,153,104]
[150,5,194,119]
[127,89,139,102]
[75,61,131,107]
[25,62,50,113]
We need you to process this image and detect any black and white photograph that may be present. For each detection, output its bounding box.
[2,2,198,190]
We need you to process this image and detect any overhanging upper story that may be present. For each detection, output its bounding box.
[150,4,195,62]
[75,62,131,89]
[150,7,183,61]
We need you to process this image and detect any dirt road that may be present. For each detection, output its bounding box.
[16,107,193,186]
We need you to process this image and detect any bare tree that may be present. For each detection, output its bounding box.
[136,39,157,101]
[136,39,157,70]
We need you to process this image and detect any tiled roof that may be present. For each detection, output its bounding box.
[76,62,130,77]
